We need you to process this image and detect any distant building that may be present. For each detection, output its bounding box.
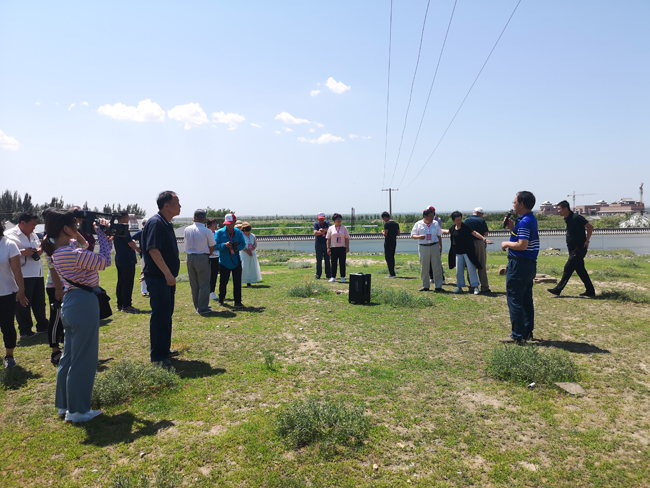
[538,201,559,215]
[575,198,645,216]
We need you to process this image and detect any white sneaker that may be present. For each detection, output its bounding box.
[210,292,218,300]
[453,287,462,294]
[386,275,397,279]
[474,288,480,295]
[430,278,434,283]
[65,409,103,424]
[340,277,346,283]
[328,278,336,283]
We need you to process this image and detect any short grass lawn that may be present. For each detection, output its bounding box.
[1,249,649,487]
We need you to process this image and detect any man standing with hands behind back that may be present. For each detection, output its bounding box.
[411,208,443,292]
[142,191,181,367]
[381,211,400,278]
[313,213,331,280]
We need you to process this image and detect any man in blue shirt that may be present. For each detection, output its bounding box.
[142,191,181,366]
[215,213,247,308]
[113,212,140,313]
[313,212,331,280]
[500,191,539,343]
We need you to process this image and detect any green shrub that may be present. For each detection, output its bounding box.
[591,267,631,278]
[537,265,564,276]
[372,286,434,307]
[275,396,370,453]
[599,289,650,304]
[175,273,189,283]
[486,345,579,385]
[92,361,179,408]
[287,281,330,298]
[615,259,641,268]
[271,255,290,263]
[288,261,313,269]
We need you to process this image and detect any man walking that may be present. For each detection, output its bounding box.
[313,213,331,280]
[184,209,215,314]
[464,207,491,293]
[6,212,48,338]
[501,191,539,344]
[411,208,444,292]
[114,212,140,313]
[215,213,246,308]
[142,191,181,366]
[381,211,400,278]
[547,200,595,297]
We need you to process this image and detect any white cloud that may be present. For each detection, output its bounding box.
[250,123,262,128]
[310,89,321,97]
[274,130,281,134]
[309,128,316,133]
[362,136,372,140]
[325,77,351,94]
[298,133,345,144]
[314,122,324,128]
[168,103,209,129]
[349,134,359,139]
[0,130,19,151]
[81,101,88,107]
[98,99,166,123]
[68,103,76,111]
[349,134,371,140]
[212,111,245,130]
[282,127,293,132]
[35,101,40,105]
[275,112,311,125]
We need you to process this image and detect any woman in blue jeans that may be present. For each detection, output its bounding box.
[444,211,489,294]
[42,209,112,424]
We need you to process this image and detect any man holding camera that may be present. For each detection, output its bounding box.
[547,200,595,297]
[142,191,181,366]
[465,207,491,293]
[501,191,539,344]
[184,209,215,315]
[114,212,141,313]
[6,212,48,338]
[215,213,246,308]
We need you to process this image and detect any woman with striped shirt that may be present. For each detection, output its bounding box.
[42,209,112,424]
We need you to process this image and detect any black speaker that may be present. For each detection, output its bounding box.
[349,273,371,304]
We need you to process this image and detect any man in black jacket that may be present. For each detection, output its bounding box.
[548,200,595,297]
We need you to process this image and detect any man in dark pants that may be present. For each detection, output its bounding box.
[5,212,48,338]
[465,207,491,293]
[142,191,181,366]
[215,213,246,308]
[381,211,400,278]
[313,213,331,280]
[548,200,595,297]
[114,212,140,313]
[500,191,539,344]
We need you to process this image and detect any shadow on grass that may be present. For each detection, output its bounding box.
[0,366,42,390]
[534,339,610,354]
[201,310,237,318]
[80,412,174,446]
[99,318,113,327]
[395,276,417,280]
[17,334,48,348]
[229,305,266,313]
[171,359,227,379]
[97,358,114,372]
[246,284,271,289]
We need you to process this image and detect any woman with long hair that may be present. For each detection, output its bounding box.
[42,209,112,423]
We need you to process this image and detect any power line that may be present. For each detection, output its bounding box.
[382,0,393,189]
[397,0,458,189]
[404,0,523,189]
[388,0,431,187]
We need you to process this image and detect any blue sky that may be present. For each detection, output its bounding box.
[1,0,648,218]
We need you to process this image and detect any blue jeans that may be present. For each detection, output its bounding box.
[145,276,176,362]
[456,254,479,288]
[315,242,331,278]
[506,257,536,340]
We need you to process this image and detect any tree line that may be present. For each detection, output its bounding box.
[0,190,146,223]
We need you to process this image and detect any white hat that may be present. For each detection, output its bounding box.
[317,212,326,219]
[474,207,485,214]
[224,213,236,223]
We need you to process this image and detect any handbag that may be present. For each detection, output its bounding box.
[66,279,113,320]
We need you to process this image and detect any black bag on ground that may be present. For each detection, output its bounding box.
[66,280,113,320]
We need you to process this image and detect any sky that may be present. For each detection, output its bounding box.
[1,0,648,218]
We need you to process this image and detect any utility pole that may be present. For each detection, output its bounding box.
[382,188,398,216]
[567,191,596,211]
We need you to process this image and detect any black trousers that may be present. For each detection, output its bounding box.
[0,292,17,349]
[315,242,331,278]
[330,247,347,278]
[15,277,48,335]
[556,246,595,294]
[209,258,220,293]
[46,287,64,348]
[219,264,242,305]
[384,242,396,276]
[116,265,136,309]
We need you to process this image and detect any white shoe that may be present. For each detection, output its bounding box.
[210,292,218,300]
[386,275,397,279]
[328,278,336,283]
[65,409,103,424]
[340,277,346,283]
[474,288,480,295]
[453,287,462,294]
[430,279,434,283]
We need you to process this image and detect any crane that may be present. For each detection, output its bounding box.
[567,191,596,211]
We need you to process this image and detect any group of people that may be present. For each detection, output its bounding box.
[0,189,598,424]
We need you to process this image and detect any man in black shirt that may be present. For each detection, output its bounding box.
[381,211,400,278]
[548,200,595,297]
[464,207,491,292]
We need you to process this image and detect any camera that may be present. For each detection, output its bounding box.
[31,248,41,261]
[72,210,130,238]
[502,209,514,229]
[231,241,239,253]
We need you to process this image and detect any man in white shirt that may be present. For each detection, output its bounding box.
[411,208,444,292]
[5,212,48,338]
[184,209,216,315]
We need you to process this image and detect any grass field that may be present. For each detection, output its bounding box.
[1,249,649,487]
